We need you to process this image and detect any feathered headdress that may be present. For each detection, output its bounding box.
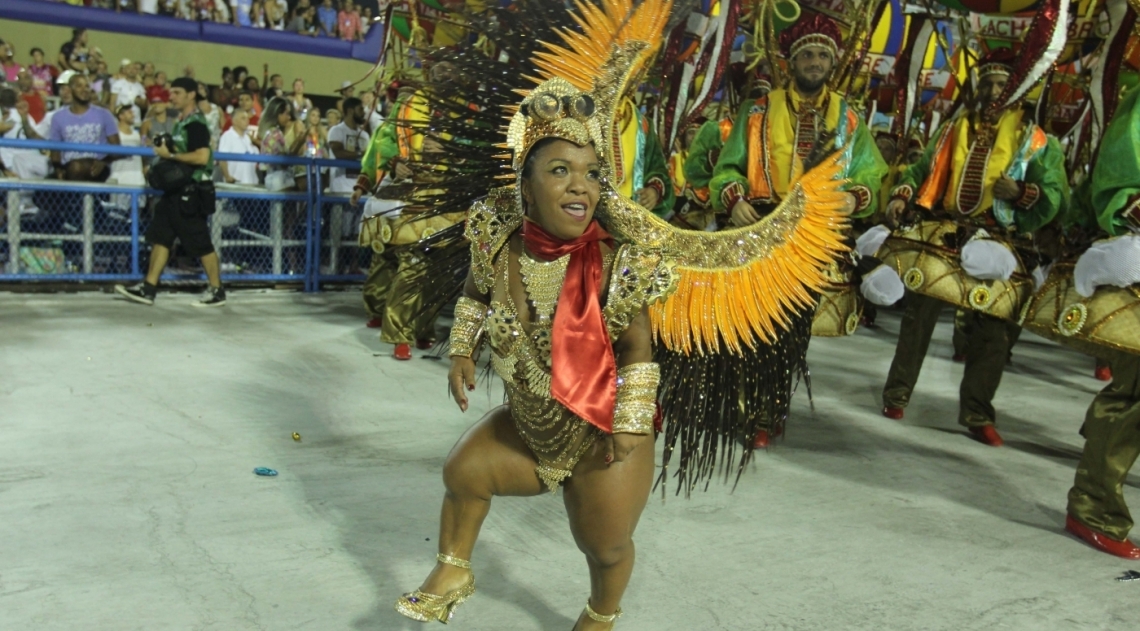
[514,0,850,356]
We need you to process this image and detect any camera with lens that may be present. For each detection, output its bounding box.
[153,133,174,151]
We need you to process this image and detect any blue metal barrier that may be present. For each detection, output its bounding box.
[0,138,368,292]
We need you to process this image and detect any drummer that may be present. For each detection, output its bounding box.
[880,49,1068,446]
[1060,84,1140,559]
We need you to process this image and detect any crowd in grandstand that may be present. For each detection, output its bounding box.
[41,0,379,41]
[0,28,385,192]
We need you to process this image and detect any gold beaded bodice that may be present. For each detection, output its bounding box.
[463,190,675,492]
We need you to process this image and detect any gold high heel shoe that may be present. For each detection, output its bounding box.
[394,554,476,624]
[579,601,622,628]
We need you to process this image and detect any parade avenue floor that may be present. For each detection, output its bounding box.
[2,290,1138,631]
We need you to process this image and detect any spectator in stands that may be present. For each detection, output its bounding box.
[16,70,45,124]
[1,88,50,189]
[265,72,285,99]
[242,77,264,117]
[359,88,382,133]
[336,81,354,113]
[111,60,147,122]
[212,2,231,24]
[338,0,364,42]
[224,91,259,131]
[141,62,157,89]
[300,107,327,159]
[147,72,171,105]
[2,41,23,84]
[318,0,338,37]
[325,107,341,129]
[233,66,249,88]
[288,78,313,121]
[34,75,72,139]
[361,7,374,36]
[108,104,146,190]
[48,74,122,182]
[234,0,253,27]
[289,5,319,36]
[87,57,114,107]
[257,97,303,190]
[218,108,260,184]
[183,65,195,79]
[196,82,222,148]
[58,29,89,73]
[116,76,225,308]
[251,0,268,28]
[142,101,176,148]
[327,96,368,193]
[213,68,237,109]
[27,48,57,97]
[267,0,287,30]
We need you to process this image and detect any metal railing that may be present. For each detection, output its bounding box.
[0,138,368,292]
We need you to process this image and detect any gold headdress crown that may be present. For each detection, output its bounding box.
[507,78,605,172]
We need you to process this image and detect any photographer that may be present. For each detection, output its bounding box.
[114,77,226,308]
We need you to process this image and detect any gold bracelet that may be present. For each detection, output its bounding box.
[612,362,660,435]
[449,296,489,358]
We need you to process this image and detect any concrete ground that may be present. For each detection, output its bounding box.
[1,290,1137,631]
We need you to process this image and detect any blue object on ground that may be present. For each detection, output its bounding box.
[253,467,278,477]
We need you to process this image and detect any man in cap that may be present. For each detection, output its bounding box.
[879,48,1068,445]
[115,77,224,308]
[711,13,885,224]
[709,13,887,447]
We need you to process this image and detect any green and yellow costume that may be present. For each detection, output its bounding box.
[1023,86,1140,542]
[710,87,887,218]
[881,104,1068,427]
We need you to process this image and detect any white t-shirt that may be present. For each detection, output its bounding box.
[217,127,261,185]
[111,78,147,121]
[138,0,159,13]
[326,122,370,184]
[366,110,383,134]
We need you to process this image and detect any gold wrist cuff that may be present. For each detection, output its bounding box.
[612,362,660,435]
[449,296,489,358]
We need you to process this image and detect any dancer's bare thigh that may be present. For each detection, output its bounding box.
[447,405,547,498]
[563,437,656,542]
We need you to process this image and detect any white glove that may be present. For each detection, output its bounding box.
[961,238,1017,281]
[860,264,905,306]
[855,224,892,258]
[1074,235,1140,297]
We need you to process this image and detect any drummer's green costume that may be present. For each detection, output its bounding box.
[881,58,1067,431]
[1066,85,1140,549]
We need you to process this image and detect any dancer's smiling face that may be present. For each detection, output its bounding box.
[521,139,601,241]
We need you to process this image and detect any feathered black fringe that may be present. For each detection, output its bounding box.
[655,302,816,496]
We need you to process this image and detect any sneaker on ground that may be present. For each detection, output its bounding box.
[191,286,227,308]
[114,282,156,306]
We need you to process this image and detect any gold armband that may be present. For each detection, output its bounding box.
[449,296,489,358]
[611,363,660,435]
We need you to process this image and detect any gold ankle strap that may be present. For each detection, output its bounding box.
[436,553,471,570]
[585,601,622,623]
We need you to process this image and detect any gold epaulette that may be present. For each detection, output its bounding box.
[465,187,523,294]
[603,244,677,341]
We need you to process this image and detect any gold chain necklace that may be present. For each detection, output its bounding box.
[519,252,570,324]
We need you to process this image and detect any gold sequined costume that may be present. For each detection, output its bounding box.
[455,189,675,491]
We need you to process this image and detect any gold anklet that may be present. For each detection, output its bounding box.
[437,553,471,569]
[585,601,623,622]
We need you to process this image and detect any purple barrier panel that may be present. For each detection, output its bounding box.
[350,23,385,64]
[0,0,200,40]
[199,21,353,57]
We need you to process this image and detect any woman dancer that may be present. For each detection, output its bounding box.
[391,1,853,628]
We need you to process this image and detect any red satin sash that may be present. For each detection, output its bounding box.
[521,218,617,433]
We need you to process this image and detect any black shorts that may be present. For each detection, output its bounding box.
[144,189,215,257]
